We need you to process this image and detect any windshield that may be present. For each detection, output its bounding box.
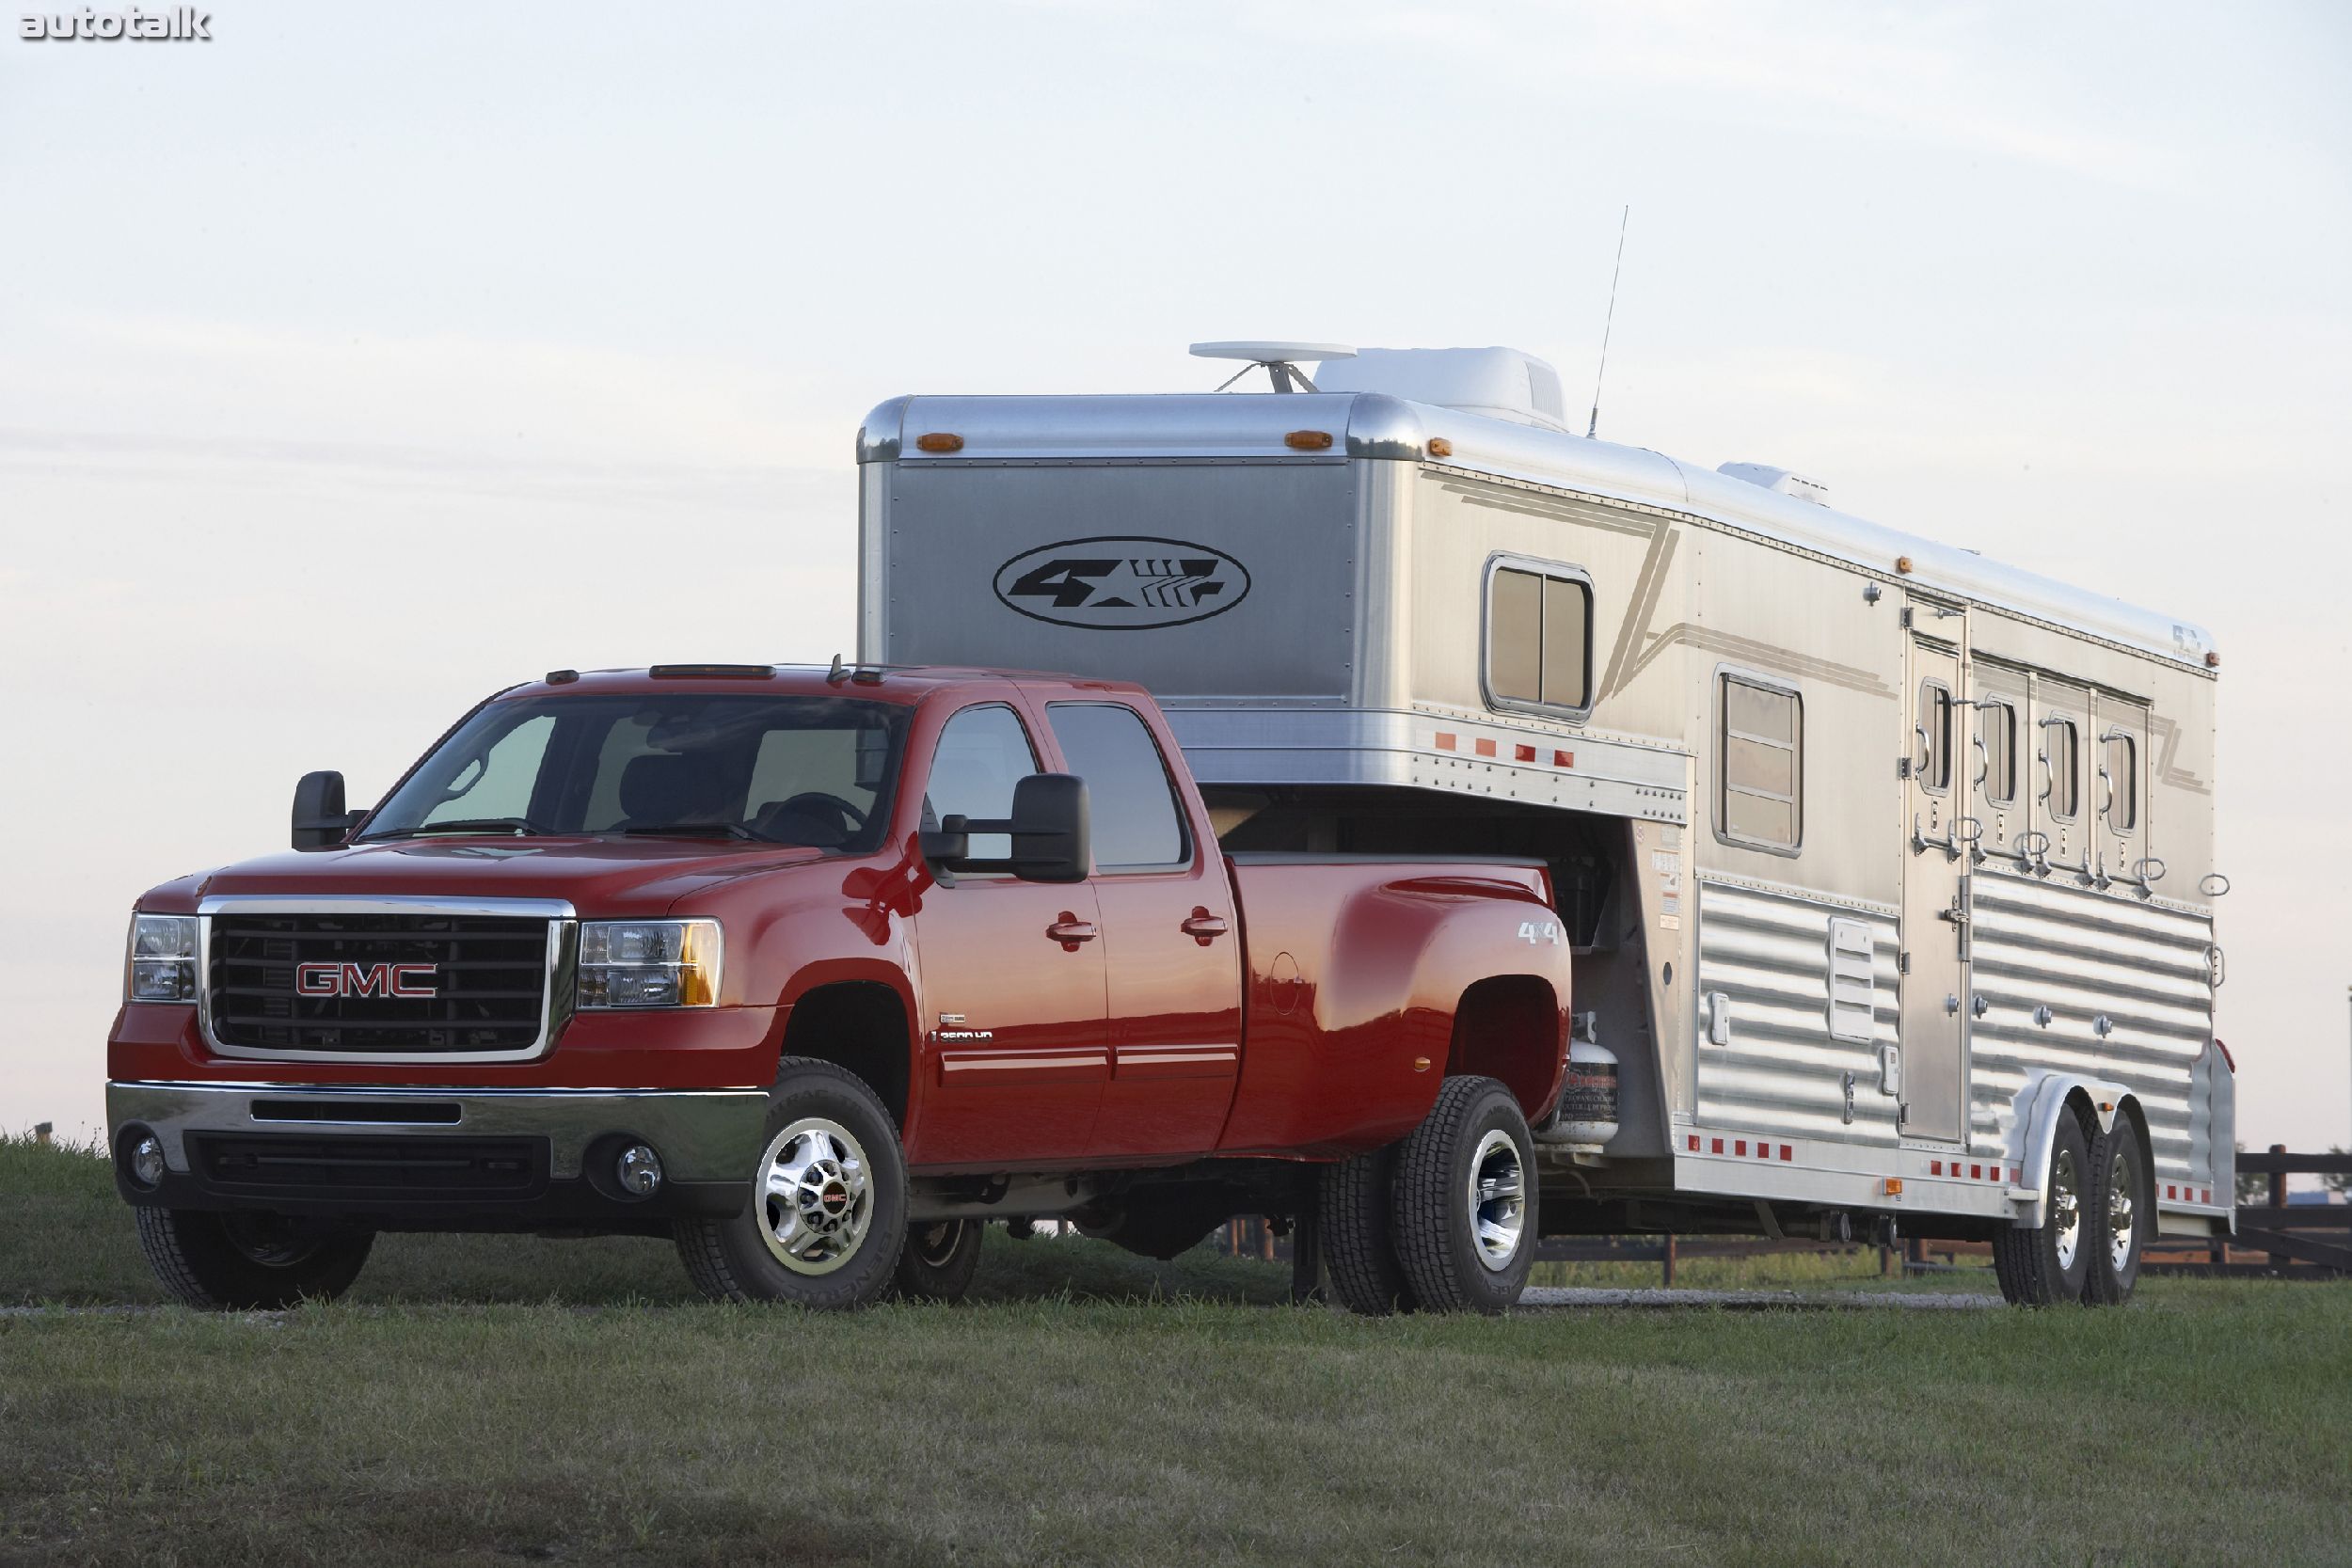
[358,694,910,852]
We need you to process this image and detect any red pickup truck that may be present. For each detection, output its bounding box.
[107,664,1573,1312]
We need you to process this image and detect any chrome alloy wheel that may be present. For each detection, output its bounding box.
[2106,1154,2138,1272]
[1468,1128,1528,1273]
[757,1117,875,1275]
[2050,1144,2083,1273]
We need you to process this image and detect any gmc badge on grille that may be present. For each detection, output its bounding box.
[294,961,440,999]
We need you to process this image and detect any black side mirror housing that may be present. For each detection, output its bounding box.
[292,770,363,851]
[921,773,1090,883]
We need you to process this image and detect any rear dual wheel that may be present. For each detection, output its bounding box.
[1993,1110,2149,1307]
[1321,1075,1537,1316]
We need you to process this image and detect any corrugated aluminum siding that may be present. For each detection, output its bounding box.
[1695,880,1899,1144]
[1968,867,2218,1190]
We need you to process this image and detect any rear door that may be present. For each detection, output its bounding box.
[1043,699,1244,1160]
[905,701,1108,1167]
[1900,617,1969,1144]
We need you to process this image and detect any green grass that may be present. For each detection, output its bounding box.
[3,1136,2346,1566]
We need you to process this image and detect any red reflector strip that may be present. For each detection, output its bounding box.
[1711,1138,1724,1154]
[1515,743,1536,762]
[1971,1164,1982,1180]
[2011,1166,2022,1184]
[1735,1139,1747,1156]
[2167,1184,2177,1199]
[1554,750,1574,768]
[1687,1133,1700,1151]
[1780,1145,1792,1162]
[1931,1161,1942,1176]
[1474,738,1497,757]
[2201,1188,2211,1203]
[1435,732,1456,751]
[1756,1144,1770,1160]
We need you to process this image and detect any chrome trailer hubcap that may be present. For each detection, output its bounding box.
[758,1117,874,1275]
[1468,1129,1527,1273]
[2106,1157,2137,1272]
[2050,1146,2082,1272]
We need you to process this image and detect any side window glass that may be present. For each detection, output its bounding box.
[2048,718,2080,820]
[2105,733,2137,832]
[1486,564,1593,713]
[424,714,555,823]
[1982,700,2016,804]
[1918,682,1953,793]
[1720,674,1802,851]
[1047,703,1188,871]
[924,705,1039,862]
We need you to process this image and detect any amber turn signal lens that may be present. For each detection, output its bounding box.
[1283,430,1334,451]
[1427,436,1454,458]
[2204,650,2219,669]
[1894,555,1914,575]
[915,433,964,453]
[1883,1177,1904,1195]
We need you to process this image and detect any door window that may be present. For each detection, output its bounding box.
[1047,703,1189,871]
[924,705,1040,861]
[2045,717,2081,820]
[2104,732,2138,833]
[1918,681,1953,794]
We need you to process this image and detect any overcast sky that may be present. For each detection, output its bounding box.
[4,1,2347,1158]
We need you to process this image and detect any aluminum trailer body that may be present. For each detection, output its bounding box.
[855,348,2232,1250]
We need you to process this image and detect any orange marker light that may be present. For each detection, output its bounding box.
[915,433,964,453]
[1884,1177,1904,1196]
[1413,1056,1432,1072]
[1894,555,1914,575]
[1284,430,1334,451]
[1427,436,1454,458]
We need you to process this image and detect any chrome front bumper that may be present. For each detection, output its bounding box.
[106,1080,769,1183]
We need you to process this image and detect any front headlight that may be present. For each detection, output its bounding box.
[126,914,199,1003]
[579,920,722,1009]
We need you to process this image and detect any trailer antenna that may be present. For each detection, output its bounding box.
[1584,205,1630,440]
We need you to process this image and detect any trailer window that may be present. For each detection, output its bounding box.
[1719,674,1801,852]
[1047,702,1190,872]
[1982,700,2016,804]
[2104,732,2137,832]
[1486,564,1592,714]
[2046,718,2080,820]
[1918,681,1954,794]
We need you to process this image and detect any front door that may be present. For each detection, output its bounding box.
[905,702,1108,1168]
[1900,622,1969,1144]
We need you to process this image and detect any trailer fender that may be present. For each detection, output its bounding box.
[2004,1069,2138,1230]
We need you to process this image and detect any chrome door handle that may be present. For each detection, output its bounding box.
[1045,915,1098,947]
[1180,910,1231,944]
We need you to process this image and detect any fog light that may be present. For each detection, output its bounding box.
[128,1134,166,1190]
[615,1143,663,1197]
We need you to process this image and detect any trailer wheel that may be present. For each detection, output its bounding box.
[1992,1110,2095,1307]
[891,1219,984,1304]
[1318,1147,1419,1316]
[135,1208,373,1309]
[674,1056,907,1309]
[1390,1075,1537,1314]
[2084,1119,2151,1307]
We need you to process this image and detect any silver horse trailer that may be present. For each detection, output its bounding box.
[855,342,2233,1305]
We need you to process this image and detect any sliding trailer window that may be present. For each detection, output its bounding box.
[1717,671,1803,854]
[2102,730,2138,834]
[1485,557,1594,720]
[1980,698,2017,804]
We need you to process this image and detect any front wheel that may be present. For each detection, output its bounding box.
[135,1208,373,1309]
[675,1057,908,1308]
[1389,1075,1537,1314]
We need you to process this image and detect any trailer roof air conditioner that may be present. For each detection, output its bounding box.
[1310,346,1570,433]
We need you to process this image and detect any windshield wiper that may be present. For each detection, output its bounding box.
[609,823,776,843]
[366,817,552,841]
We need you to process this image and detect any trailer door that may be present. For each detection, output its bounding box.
[1900,624,1969,1144]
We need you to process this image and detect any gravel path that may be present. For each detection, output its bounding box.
[1518,1286,2005,1311]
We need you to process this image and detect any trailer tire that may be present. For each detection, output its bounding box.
[1390,1075,1537,1314]
[1318,1147,1418,1316]
[135,1208,373,1309]
[892,1219,984,1304]
[1993,1110,2095,1307]
[674,1056,907,1309]
[2085,1119,2151,1307]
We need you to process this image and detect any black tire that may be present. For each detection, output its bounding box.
[1992,1110,2095,1307]
[2085,1119,2152,1307]
[135,1208,373,1309]
[1390,1076,1537,1314]
[892,1219,984,1304]
[674,1057,908,1308]
[1318,1147,1418,1316]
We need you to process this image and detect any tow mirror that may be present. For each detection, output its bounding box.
[921,773,1090,883]
[292,770,364,851]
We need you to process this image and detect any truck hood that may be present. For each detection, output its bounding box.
[159,837,833,918]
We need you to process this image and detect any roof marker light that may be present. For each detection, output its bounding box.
[915,433,964,453]
[1895,556,1915,575]
[1283,430,1334,451]
[1427,436,1454,459]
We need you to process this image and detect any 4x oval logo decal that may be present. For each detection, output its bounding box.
[993,536,1251,630]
